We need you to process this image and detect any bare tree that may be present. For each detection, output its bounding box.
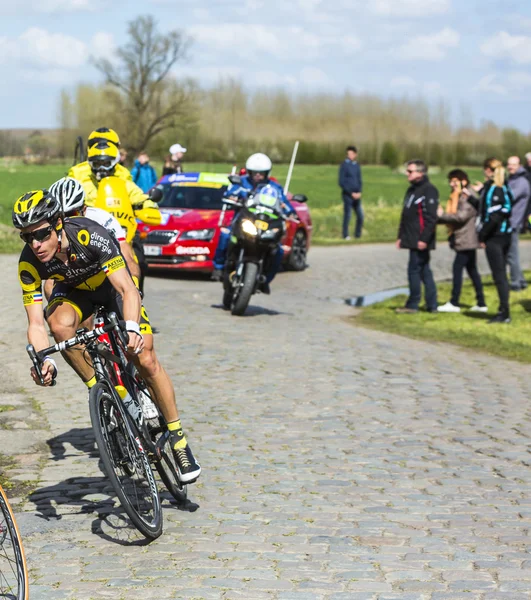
[92,15,193,153]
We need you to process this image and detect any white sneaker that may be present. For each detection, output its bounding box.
[437,302,461,313]
[469,305,488,313]
[344,236,351,240]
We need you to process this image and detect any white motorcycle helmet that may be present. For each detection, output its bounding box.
[49,177,86,215]
[245,153,272,177]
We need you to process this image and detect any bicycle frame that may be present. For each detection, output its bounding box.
[26,311,169,462]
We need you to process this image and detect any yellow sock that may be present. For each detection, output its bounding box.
[85,376,97,389]
[168,420,187,449]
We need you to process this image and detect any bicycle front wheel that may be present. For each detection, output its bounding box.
[0,486,29,600]
[89,381,162,540]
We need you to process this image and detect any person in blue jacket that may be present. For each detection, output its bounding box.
[131,152,158,193]
[212,153,296,293]
[339,145,363,239]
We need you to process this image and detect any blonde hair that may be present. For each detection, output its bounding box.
[485,158,506,187]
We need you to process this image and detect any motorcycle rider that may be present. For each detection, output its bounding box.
[69,134,160,294]
[212,153,297,293]
[68,127,132,187]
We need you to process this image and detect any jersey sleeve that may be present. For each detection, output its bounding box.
[18,249,43,306]
[125,180,149,207]
[107,214,127,242]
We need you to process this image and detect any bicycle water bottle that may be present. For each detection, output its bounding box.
[115,385,141,422]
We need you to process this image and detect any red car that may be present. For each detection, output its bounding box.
[139,172,312,273]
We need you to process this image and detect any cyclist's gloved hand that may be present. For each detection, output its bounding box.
[31,357,57,387]
[126,321,144,355]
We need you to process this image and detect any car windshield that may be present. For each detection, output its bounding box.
[160,184,227,210]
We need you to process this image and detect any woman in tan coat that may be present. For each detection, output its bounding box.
[436,169,487,313]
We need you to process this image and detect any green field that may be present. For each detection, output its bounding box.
[0,161,484,252]
[355,272,531,363]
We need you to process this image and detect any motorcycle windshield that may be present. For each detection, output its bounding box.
[247,185,282,215]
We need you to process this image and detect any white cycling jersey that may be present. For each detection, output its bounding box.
[84,206,126,243]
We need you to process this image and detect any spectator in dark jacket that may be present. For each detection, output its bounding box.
[396,160,439,314]
[478,158,513,324]
[436,169,486,313]
[507,156,530,291]
[338,145,363,239]
[131,152,158,193]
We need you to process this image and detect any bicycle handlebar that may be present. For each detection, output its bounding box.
[26,312,127,385]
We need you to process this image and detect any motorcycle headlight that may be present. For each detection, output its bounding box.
[241,219,258,236]
[262,227,280,239]
[179,228,215,241]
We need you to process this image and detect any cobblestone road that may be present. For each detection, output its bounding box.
[3,243,531,600]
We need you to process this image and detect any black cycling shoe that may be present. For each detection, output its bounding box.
[211,268,223,282]
[259,281,271,295]
[172,445,201,483]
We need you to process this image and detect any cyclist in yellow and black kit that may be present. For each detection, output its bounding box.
[14,189,201,483]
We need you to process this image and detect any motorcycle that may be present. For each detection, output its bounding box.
[221,178,292,316]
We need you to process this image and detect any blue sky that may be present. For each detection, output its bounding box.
[2,0,531,130]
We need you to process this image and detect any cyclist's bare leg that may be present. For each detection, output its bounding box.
[46,302,95,383]
[130,333,179,422]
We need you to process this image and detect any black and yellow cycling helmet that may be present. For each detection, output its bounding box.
[88,141,120,180]
[12,189,62,229]
[87,127,120,149]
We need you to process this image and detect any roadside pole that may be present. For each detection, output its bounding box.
[284,140,299,196]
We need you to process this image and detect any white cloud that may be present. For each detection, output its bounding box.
[190,23,361,61]
[372,0,450,16]
[474,75,509,96]
[397,27,459,60]
[299,67,331,86]
[474,71,531,97]
[0,28,114,75]
[0,0,101,13]
[481,31,531,64]
[90,32,116,60]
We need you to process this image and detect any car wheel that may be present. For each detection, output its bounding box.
[286,229,307,271]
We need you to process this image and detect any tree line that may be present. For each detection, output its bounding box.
[2,16,530,167]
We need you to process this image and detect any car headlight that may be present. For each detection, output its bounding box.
[241,219,258,236]
[179,228,215,241]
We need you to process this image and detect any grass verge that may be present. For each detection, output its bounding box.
[0,162,484,252]
[354,271,531,363]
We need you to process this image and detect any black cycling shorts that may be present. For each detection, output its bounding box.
[46,279,152,335]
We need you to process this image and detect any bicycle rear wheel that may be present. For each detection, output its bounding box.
[89,381,162,539]
[0,486,28,599]
[125,367,187,504]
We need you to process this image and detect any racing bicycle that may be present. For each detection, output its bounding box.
[27,310,186,540]
[0,482,29,599]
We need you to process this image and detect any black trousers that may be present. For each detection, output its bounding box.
[485,235,511,316]
[406,249,437,311]
[451,250,485,307]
